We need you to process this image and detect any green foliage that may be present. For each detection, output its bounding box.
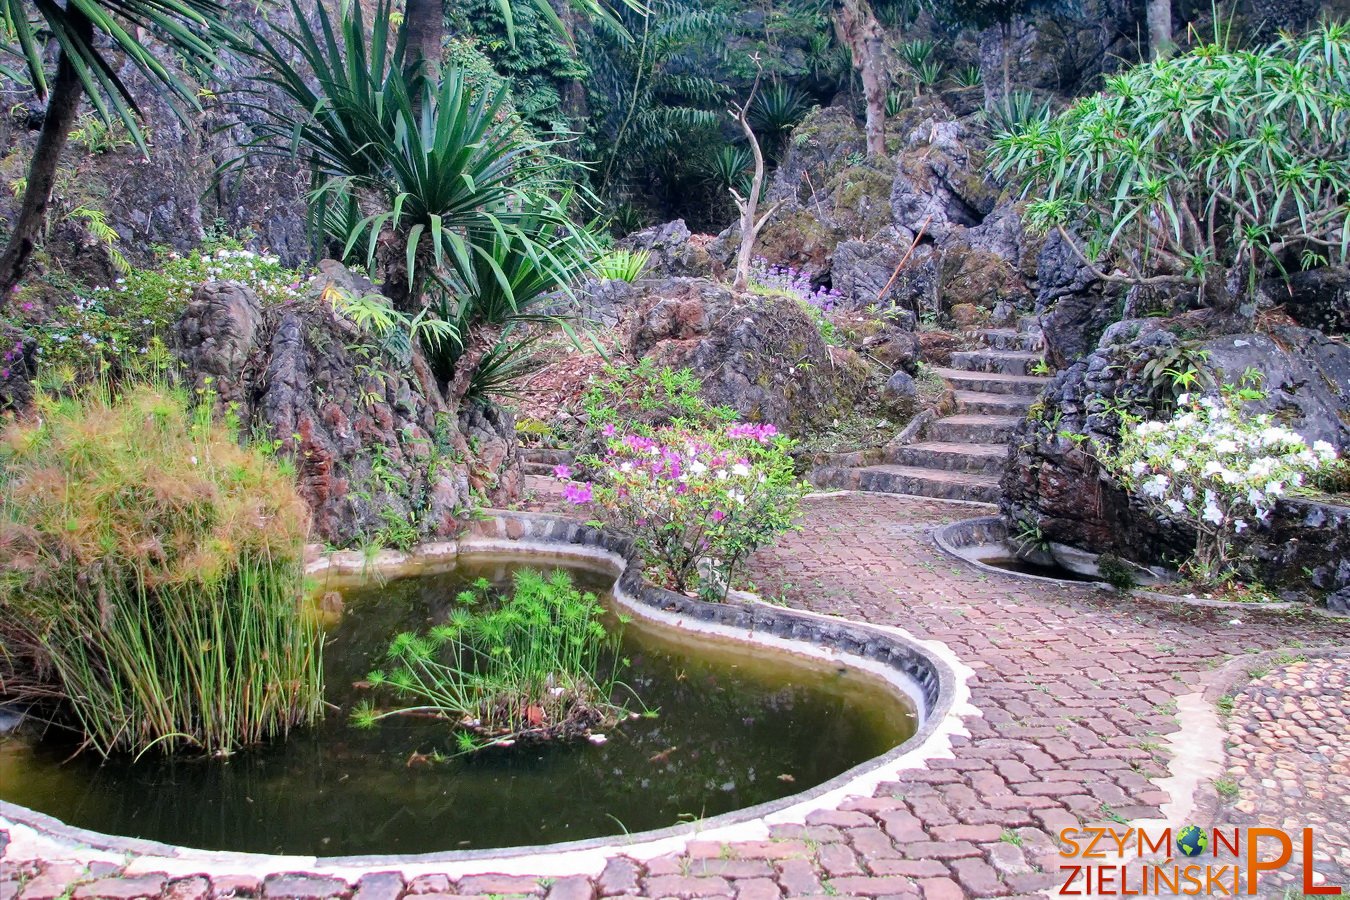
[982,89,1052,134]
[67,114,135,155]
[239,0,593,393]
[990,23,1350,312]
[1095,553,1137,591]
[9,243,307,379]
[586,0,728,205]
[0,385,323,756]
[594,249,650,282]
[581,358,737,436]
[1129,343,1216,412]
[447,0,589,136]
[355,568,627,746]
[0,0,233,149]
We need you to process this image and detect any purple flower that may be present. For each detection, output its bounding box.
[602,423,616,437]
[710,509,726,522]
[553,464,573,480]
[562,481,594,505]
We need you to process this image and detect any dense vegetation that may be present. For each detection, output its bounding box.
[0,386,322,756]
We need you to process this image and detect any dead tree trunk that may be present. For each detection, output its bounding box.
[730,57,784,292]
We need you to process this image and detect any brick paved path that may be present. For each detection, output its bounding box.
[3,493,1347,900]
[1216,653,1350,894]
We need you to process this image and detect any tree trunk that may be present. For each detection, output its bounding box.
[1146,0,1173,61]
[403,0,445,88]
[0,12,92,301]
[834,0,889,158]
[553,0,591,126]
[1001,20,1011,101]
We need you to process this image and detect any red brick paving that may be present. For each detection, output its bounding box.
[2,492,1346,899]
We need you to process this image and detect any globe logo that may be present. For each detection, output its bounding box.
[1177,825,1209,858]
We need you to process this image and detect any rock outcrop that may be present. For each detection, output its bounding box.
[627,277,870,433]
[1003,317,1350,589]
[174,269,521,547]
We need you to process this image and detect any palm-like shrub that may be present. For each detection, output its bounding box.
[0,0,233,295]
[748,82,812,144]
[237,0,592,394]
[0,386,322,756]
[990,23,1350,315]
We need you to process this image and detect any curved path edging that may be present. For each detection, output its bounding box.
[935,515,1348,616]
[0,510,976,882]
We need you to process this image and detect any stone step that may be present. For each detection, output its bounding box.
[932,368,1052,397]
[523,461,557,476]
[928,414,1022,444]
[888,440,1009,475]
[1017,315,1042,334]
[948,349,1044,376]
[978,328,1044,353]
[954,390,1034,415]
[813,464,1000,504]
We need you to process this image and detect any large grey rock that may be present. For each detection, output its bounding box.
[616,219,713,279]
[1002,318,1350,591]
[173,281,263,407]
[1035,229,1122,367]
[1266,266,1350,335]
[627,277,869,433]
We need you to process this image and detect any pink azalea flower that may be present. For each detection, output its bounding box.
[553,464,573,480]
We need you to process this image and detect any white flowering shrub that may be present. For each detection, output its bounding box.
[11,244,310,376]
[1100,389,1341,580]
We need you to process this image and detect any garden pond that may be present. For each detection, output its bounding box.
[0,555,916,856]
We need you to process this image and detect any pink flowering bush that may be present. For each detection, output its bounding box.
[557,423,807,600]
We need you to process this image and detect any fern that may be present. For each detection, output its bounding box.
[68,206,131,274]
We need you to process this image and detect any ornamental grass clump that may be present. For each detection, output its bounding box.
[559,422,807,600]
[0,385,323,757]
[354,569,627,749]
[1099,386,1340,582]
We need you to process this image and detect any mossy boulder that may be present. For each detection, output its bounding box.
[627,277,869,434]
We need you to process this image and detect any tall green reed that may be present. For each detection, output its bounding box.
[0,384,323,756]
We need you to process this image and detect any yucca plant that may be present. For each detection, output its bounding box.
[701,144,753,196]
[748,82,812,144]
[982,89,1052,134]
[898,38,935,68]
[990,22,1350,315]
[885,89,905,117]
[915,59,944,88]
[0,385,323,757]
[594,249,650,282]
[0,0,234,296]
[953,64,983,88]
[236,0,592,399]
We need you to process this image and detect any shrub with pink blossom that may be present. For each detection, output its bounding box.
[557,423,806,600]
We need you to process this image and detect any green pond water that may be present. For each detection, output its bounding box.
[0,556,917,856]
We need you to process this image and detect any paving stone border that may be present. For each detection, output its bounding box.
[0,510,972,878]
[935,515,1350,616]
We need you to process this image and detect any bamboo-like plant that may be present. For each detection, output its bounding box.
[353,568,628,748]
[989,23,1350,315]
[0,385,322,757]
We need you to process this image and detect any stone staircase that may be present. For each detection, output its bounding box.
[813,318,1052,505]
